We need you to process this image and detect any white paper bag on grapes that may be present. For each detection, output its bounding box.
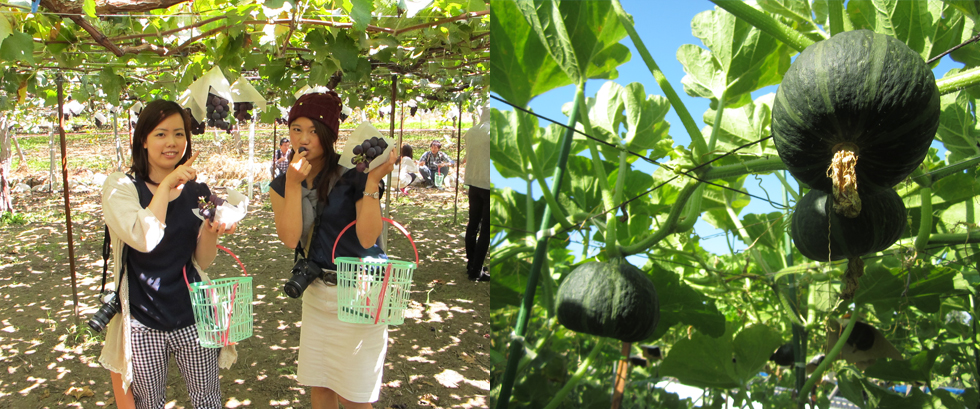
[192,188,249,226]
[338,121,395,174]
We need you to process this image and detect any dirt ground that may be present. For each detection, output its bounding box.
[0,134,490,408]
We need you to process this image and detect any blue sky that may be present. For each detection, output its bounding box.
[490,1,961,257]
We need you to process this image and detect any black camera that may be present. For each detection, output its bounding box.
[285,258,323,298]
[88,291,121,332]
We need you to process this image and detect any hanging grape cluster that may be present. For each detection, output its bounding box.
[234,102,253,123]
[206,93,231,131]
[184,108,206,135]
[351,136,387,173]
[410,105,418,117]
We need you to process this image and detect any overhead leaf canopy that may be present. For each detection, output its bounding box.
[0,0,489,118]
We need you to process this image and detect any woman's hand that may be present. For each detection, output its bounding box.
[204,219,237,236]
[162,152,199,189]
[368,150,398,184]
[286,149,311,186]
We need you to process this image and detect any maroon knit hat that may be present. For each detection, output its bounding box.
[288,91,343,137]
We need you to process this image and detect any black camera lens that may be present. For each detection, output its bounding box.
[88,292,120,332]
[285,259,322,298]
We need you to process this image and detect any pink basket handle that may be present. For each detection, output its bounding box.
[183,245,248,288]
[331,217,419,265]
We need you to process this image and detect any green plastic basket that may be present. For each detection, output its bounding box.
[184,245,253,348]
[332,218,419,326]
[434,172,445,189]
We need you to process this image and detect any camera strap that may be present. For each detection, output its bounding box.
[295,199,325,261]
[98,174,140,295]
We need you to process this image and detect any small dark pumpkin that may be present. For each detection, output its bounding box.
[772,29,940,217]
[791,188,906,262]
[556,261,660,342]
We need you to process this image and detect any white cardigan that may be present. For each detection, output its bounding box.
[98,172,237,393]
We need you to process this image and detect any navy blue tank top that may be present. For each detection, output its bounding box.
[127,176,208,331]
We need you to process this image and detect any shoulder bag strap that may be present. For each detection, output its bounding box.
[99,174,141,295]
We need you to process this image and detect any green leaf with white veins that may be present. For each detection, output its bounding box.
[678,7,789,106]
[935,89,980,165]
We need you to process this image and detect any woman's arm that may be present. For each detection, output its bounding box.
[102,173,166,253]
[354,151,397,248]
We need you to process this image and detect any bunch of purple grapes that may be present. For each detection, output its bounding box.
[185,108,206,135]
[206,93,231,131]
[234,102,253,122]
[198,194,227,222]
[351,136,388,173]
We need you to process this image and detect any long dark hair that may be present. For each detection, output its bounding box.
[130,100,193,183]
[291,117,340,204]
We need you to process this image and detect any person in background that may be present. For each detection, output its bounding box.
[417,140,454,188]
[269,91,397,408]
[464,107,491,282]
[395,143,421,193]
[99,99,238,409]
[273,138,291,179]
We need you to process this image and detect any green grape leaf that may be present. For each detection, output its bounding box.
[0,31,34,64]
[82,0,96,18]
[348,0,374,33]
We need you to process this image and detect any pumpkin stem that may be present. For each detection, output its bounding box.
[827,143,861,218]
[840,257,865,300]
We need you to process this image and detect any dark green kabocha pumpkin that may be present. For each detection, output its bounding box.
[556,261,660,343]
[772,29,940,218]
[791,188,906,262]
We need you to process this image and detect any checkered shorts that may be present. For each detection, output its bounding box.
[130,319,221,409]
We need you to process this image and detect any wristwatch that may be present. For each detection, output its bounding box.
[363,191,380,199]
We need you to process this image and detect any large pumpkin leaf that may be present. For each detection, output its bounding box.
[855,264,956,314]
[838,367,947,408]
[678,7,790,106]
[659,322,780,389]
[583,81,674,162]
[846,0,968,61]
[646,266,726,340]
[731,324,784,384]
[490,108,558,181]
[702,93,778,156]
[488,1,566,108]
[863,349,940,383]
[740,212,787,251]
[489,0,629,108]
[757,0,826,38]
[935,89,980,165]
[560,155,606,217]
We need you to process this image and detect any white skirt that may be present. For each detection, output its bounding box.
[297,279,388,403]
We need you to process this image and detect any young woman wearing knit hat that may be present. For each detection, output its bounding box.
[268,91,397,408]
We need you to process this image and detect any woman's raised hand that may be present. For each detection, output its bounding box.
[163,151,199,189]
[286,148,311,185]
[368,150,398,183]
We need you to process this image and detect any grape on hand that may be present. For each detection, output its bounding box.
[350,136,387,173]
[198,194,227,223]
